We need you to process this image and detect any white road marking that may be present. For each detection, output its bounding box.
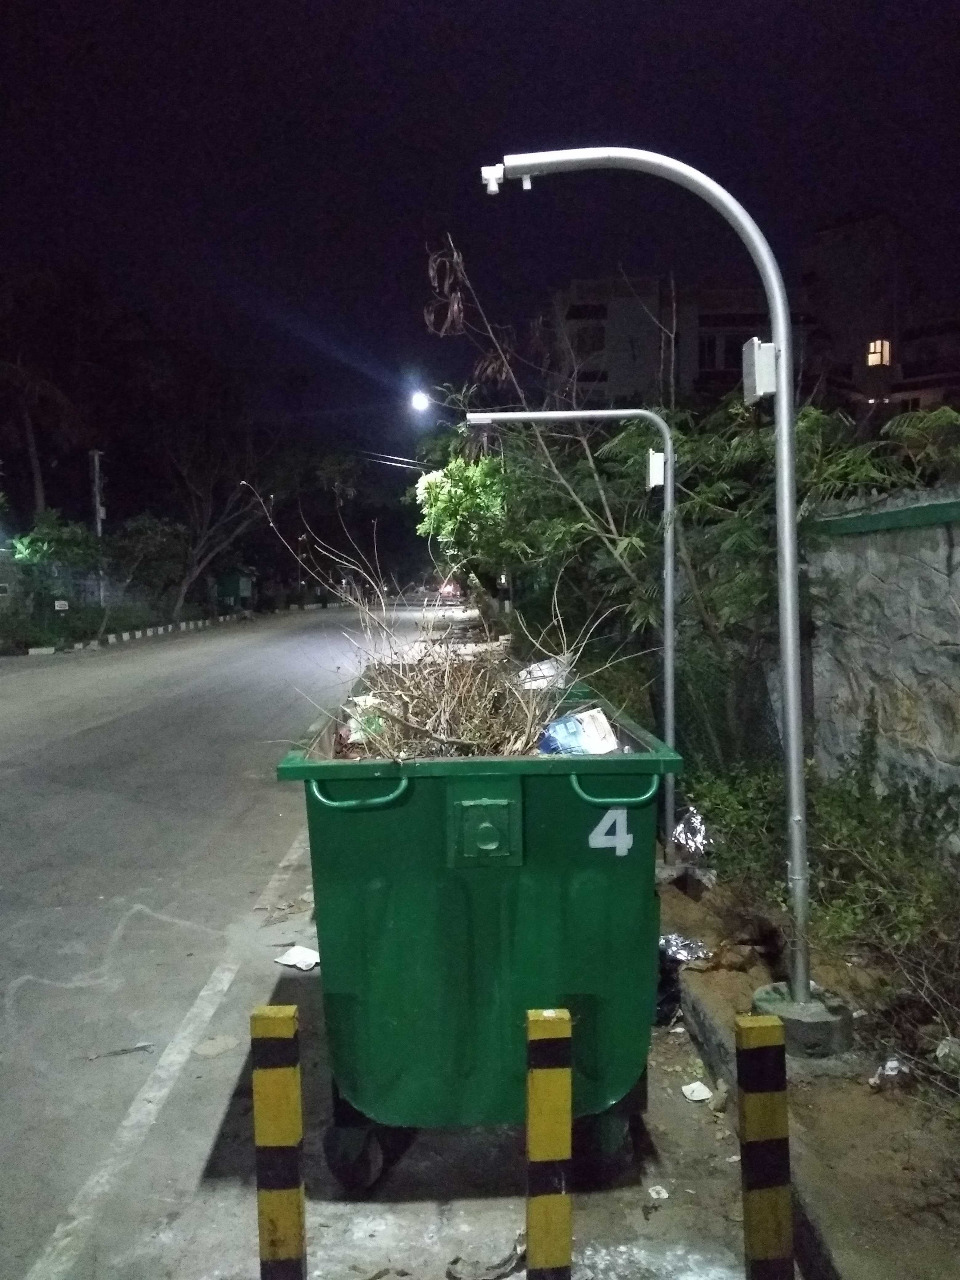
[22,830,309,1280]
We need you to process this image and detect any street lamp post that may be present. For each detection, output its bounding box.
[480,146,811,1003]
[468,407,677,859]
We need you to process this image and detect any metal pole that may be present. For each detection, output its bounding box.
[90,449,105,609]
[660,418,676,862]
[480,147,810,1001]
[466,407,676,859]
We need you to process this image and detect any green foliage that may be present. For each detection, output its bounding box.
[689,757,960,934]
[414,396,940,765]
[12,510,100,570]
[416,455,513,571]
[104,515,189,601]
[0,599,203,654]
[686,754,960,1068]
[583,650,656,728]
[883,406,960,480]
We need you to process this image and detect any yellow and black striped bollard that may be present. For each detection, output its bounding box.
[735,1013,793,1280]
[526,1008,573,1280]
[251,1004,307,1280]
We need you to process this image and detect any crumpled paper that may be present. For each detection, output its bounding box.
[681,1081,713,1102]
[273,945,321,971]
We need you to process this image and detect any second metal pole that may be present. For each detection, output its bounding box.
[466,408,676,858]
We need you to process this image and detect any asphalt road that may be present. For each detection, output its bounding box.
[0,607,399,1276]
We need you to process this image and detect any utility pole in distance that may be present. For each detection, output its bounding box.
[90,449,106,607]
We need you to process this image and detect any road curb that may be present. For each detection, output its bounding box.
[680,972,844,1280]
[27,615,240,657]
[20,602,340,659]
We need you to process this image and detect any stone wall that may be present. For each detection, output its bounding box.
[808,484,960,791]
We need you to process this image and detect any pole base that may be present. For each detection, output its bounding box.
[752,982,853,1058]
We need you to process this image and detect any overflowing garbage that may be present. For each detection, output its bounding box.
[314,643,630,763]
[539,706,621,756]
[517,656,570,690]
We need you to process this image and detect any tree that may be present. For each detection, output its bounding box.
[158,389,273,621]
[0,359,78,519]
[10,510,100,614]
[417,398,932,766]
[0,269,118,519]
[416,455,512,590]
[418,239,960,766]
[97,515,189,634]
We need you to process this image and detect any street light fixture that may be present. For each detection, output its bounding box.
[480,146,811,1004]
[468,407,677,860]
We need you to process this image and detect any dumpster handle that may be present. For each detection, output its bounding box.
[308,777,409,810]
[569,773,660,807]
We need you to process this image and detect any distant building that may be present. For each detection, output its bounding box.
[800,213,905,401]
[890,319,960,412]
[800,213,960,415]
[549,276,812,406]
[548,213,959,421]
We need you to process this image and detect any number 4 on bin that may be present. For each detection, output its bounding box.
[588,807,633,858]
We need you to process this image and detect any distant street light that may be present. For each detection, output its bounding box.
[479,145,812,1004]
[410,390,431,413]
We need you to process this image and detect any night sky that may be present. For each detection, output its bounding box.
[3,2,958,440]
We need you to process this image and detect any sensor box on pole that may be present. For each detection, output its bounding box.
[743,337,777,404]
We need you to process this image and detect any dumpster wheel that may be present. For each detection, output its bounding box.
[323,1123,385,1193]
[324,1082,415,1193]
[573,1069,648,1190]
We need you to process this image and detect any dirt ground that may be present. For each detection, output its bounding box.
[660,881,960,1280]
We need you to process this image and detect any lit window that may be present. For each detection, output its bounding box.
[867,339,890,367]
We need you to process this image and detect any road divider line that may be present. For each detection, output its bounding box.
[23,830,310,1280]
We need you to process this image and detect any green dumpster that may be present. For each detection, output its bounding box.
[278,695,681,1186]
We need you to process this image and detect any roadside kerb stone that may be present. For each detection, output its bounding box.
[16,614,246,659]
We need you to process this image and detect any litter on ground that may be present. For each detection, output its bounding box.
[86,1041,154,1061]
[274,945,321,971]
[682,1081,714,1102]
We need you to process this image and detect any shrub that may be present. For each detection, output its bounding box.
[686,753,960,1099]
